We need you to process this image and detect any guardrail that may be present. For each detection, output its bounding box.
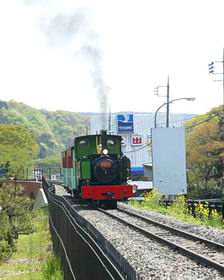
[42,177,141,280]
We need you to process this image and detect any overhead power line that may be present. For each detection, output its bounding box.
[185,112,221,130]
[123,112,222,154]
[123,143,151,154]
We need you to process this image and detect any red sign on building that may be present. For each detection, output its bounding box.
[131,134,142,146]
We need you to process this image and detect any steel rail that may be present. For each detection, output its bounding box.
[117,207,224,250]
[98,208,224,275]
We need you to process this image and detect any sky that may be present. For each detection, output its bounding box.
[0,0,224,115]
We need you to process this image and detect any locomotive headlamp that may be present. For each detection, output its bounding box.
[102,149,108,155]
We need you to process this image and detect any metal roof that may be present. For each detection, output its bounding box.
[128,180,153,190]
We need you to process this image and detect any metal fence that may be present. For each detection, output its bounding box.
[42,177,141,280]
[0,168,63,181]
[187,200,224,220]
[162,199,224,220]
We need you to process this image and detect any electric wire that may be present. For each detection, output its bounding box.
[123,143,151,154]
[123,112,221,154]
[185,112,220,130]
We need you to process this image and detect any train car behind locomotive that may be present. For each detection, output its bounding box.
[62,130,133,208]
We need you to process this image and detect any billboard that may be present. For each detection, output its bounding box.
[151,127,187,196]
[117,114,134,133]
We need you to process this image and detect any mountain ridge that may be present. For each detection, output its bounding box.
[0,100,89,159]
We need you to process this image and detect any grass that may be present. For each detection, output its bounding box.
[0,207,63,280]
[129,190,224,229]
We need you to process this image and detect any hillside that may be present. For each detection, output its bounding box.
[0,100,89,161]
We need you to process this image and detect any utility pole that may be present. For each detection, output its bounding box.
[166,76,170,127]
[154,76,170,127]
[209,49,224,198]
[209,48,224,140]
[208,48,224,110]
[223,48,224,110]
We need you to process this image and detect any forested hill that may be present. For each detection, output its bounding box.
[0,100,89,159]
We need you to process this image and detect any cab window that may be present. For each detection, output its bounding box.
[79,139,89,148]
[107,139,116,147]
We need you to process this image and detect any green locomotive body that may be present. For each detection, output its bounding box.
[62,130,133,208]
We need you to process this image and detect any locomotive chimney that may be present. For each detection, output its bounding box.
[100,130,107,149]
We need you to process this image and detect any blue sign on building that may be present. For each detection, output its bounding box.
[117,114,134,133]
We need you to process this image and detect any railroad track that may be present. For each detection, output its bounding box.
[53,185,224,278]
[98,206,224,275]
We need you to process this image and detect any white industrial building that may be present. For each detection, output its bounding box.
[90,112,196,176]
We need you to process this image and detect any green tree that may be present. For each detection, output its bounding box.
[0,100,89,161]
[0,182,34,261]
[186,109,224,198]
[0,125,39,176]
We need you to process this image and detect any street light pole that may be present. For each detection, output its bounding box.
[154,97,196,128]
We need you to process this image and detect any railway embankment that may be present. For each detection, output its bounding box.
[51,183,224,279]
[77,204,224,279]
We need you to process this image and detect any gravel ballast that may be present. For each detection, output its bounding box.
[77,204,224,280]
[54,186,224,279]
[119,203,224,246]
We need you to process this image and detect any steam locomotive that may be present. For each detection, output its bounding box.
[62,130,133,208]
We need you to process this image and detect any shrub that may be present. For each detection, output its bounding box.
[169,195,188,216]
[195,202,209,221]
[194,202,223,227]
[142,189,163,210]
[128,199,141,207]
[0,182,34,261]
[42,255,63,280]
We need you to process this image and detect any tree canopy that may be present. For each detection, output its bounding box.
[0,100,89,163]
[0,124,39,172]
[186,107,224,198]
